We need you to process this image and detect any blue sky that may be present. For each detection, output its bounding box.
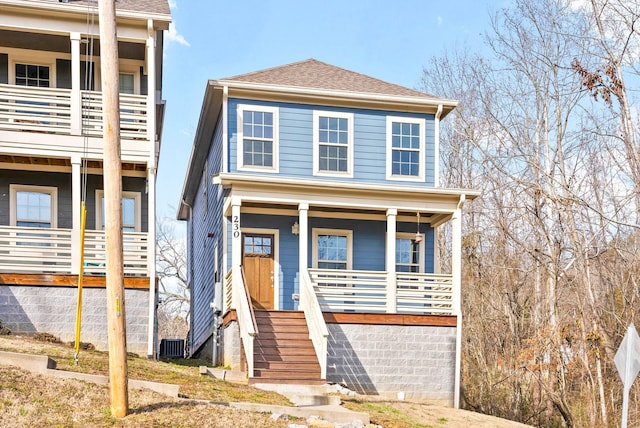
[157,0,501,221]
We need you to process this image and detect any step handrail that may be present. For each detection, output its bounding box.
[300,269,329,379]
[234,266,258,377]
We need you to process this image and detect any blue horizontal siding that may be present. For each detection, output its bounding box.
[228,97,437,186]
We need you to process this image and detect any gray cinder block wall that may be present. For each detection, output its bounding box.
[222,321,241,370]
[0,285,149,355]
[326,323,456,404]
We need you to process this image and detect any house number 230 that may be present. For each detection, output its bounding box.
[232,215,240,238]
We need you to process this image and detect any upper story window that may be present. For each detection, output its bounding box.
[119,72,135,94]
[15,63,50,87]
[396,233,424,273]
[237,105,279,172]
[313,111,354,177]
[10,185,57,228]
[96,190,141,232]
[386,116,425,181]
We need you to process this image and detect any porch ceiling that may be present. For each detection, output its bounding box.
[0,154,147,172]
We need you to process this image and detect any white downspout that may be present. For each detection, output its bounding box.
[434,104,443,188]
[146,167,157,359]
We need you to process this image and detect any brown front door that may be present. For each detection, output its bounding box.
[242,233,275,310]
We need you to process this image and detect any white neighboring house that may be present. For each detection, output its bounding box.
[0,0,171,357]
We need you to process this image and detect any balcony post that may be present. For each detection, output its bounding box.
[146,167,157,359]
[71,155,82,274]
[231,198,242,308]
[70,32,82,136]
[386,208,397,313]
[298,203,309,307]
[146,20,157,158]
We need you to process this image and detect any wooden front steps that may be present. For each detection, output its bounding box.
[250,310,324,385]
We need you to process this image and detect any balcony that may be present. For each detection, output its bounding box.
[0,83,149,140]
[0,225,148,277]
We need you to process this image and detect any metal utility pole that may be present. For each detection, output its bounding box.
[98,0,128,417]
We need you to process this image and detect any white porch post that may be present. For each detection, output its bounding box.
[71,156,82,274]
[70,32,82,135]
[146,167,157,358]
[231,198,242,308]
[298,203,309,305]
[386,208,397,313]
[146,20,157,152]
[452,196,464,409]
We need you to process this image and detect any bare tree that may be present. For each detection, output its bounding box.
[156,218,189,340]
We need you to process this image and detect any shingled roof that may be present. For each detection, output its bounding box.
[44,0,171,16]
[222,59,440,100]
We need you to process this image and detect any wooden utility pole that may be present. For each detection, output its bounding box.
[98,0,128,417]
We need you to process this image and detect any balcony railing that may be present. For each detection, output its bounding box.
[0,83,148,139]
[308,268,454,315]
[0,225,148,277]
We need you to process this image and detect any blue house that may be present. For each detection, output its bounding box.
[178,59,478,406]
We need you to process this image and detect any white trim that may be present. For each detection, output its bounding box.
[95,190,142,232]
[236,104,279,173]
[312,228,353,270]
[222,85,229,173]
[312,110,354,177]
[241,227,280,310]
[9,184,58,228]
[395,232,425,273]
[10,56,56,88]
[385,116,426,182]
[434,104,443,187]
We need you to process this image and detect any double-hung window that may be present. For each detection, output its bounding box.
[10,185,57,228]
[313,111,353,176]
[386,116,425,181]
[313,228,352,270]
[96,190,141,232]
[396,233,423,273]
[237,105,279,172]
[15,63,50,87]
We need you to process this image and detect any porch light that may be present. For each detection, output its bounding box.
[292,221,300,235]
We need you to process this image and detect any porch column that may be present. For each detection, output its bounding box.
[145,20,157,160]
[452,196,464,409]
[70,32,82,135]
[71,155,82,274]
[146,167,157,359]
[231,198,242,308]
[386,208,397,313]
[298,203,309,294]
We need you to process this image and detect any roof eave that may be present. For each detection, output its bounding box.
[177,81,224,220]
[216,80,458,115]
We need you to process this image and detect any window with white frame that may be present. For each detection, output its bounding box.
[313,228,352,270]
[313,111,353,176]
[396,233,424,273]
[119,72,135,94]
[386,116,425,180]
[15,63,50,87]
[237,105,279,171]
[10,185,57,228]
[96,190,141,232]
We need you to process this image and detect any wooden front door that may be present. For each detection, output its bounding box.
[242,233,275,310]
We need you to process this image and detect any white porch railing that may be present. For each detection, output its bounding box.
[0,84,149,139]
[84,230,148,277]
[0,226,72,273]
[0,226,148,276]
[396,272,454,314]
[81,91,148,139]
[234,267,258,377]
[0,84,72,134]
[300,269,328,379]
[308,268,454,315]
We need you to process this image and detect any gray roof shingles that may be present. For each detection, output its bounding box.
[223,59,439,99]
[42,0,171,16]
